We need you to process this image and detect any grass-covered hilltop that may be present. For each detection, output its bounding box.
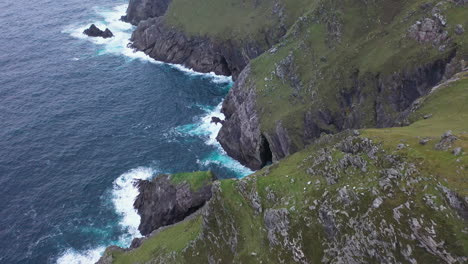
[99,0,467,263]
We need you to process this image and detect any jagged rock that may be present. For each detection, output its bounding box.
[372,197,384,208]
[219,51,456,169]
[419,138,430,145]
[339,153,367,172]
[423,113,433,119]
[452,147,463,156]
[83,24,113,38]
[408,18,448,45]
[439,185,468,220]
[274,53,302,91]
[435,130,458,150]
[210,116,224,125]
[121,0,171,25]
[397,143,406,150]
[130,16,286,80]
[455,24,465,35]
[217,66,271,170]
[264,208,290,246]
[134,174,213,235]
[338,186,358,206]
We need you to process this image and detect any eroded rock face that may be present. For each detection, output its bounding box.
[130,18,287,80]
[122,0,171,25]
[83,24,113,38]
[134,174,213,236]
[217,65,271,170]
[408,18,448,46]
[218,50,458,170]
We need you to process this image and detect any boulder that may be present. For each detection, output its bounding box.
[83,24,114,38]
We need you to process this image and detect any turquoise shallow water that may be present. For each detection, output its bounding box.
[0,1,251,263]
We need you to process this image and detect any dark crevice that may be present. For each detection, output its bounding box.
[219,56,232,76]
[260,134,273,167]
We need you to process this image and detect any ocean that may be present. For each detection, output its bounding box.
[0,1,251,263]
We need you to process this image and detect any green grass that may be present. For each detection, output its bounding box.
[103,1,468,262]
[169,171,214,192]
[164,0,315,40]
[111,216,203,264]
[248,0,468,148]
[363,72,468,195]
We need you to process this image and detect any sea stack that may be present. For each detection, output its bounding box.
[83,24,114,38]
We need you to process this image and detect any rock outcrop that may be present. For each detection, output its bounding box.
[121,0,171,25]
[134,173,213,236]
[83,24,113,38]
[217,65,272,170]
[218,41,460,170]
[130,17,285,80]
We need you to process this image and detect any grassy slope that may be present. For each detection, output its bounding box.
[169,171,214,191]
[106,1,468,262]
[109,216,202,264]
[163,0,315,40]
[108,75,468,263]
[364,71,468,196]
[251,0,468,143]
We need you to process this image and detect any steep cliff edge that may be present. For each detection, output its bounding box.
[133,171,214,236]
[99,72,468,263]
[218,0,468,170]
[128,0,316,79]
[122,0,171,25]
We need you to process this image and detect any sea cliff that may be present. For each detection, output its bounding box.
[98,0,468,263]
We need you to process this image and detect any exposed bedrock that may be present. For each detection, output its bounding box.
[218,50,461,170]
[130,17,285,80]
[122,0,171,25]
[134,174,213,236]
[83,24,114,38]
[217,65,272,170]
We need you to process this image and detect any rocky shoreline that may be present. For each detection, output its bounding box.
[95,0,468,262]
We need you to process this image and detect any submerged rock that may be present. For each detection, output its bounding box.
[134,172,214,236]
[83,24,113,38]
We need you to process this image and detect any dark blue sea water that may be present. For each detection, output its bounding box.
[0,1,251,263]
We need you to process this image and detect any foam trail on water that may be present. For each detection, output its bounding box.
[63,4,232,84]
[177,103,253,177]
[56,247,105,264]
[111,167,155,242]
[56,167,155,264]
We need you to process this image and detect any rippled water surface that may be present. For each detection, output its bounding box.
[0,1,251,263]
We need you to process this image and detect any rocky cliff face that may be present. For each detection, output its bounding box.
[219,50,460,170]
[217,0,467,170]
[130,17,285,79]
[134,173,213,236]
[217,65,272,169]
[122,0,171,25]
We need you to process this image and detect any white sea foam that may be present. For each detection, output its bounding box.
[63,4,232,84]
[111,166,155,241]
[57,4,239,263]
[56,247,106,264]
[177,103,253,177]
[56,167,155,264]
